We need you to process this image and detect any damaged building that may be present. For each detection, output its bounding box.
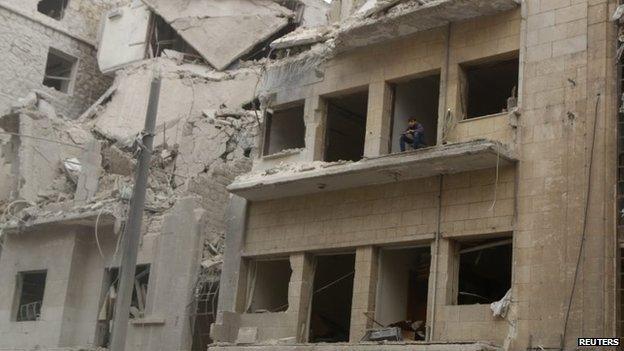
[0,0,330,350]
[0,0,114,118]
[211,0,621,350]
[0,0,622,351]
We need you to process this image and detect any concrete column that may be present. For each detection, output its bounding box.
[304,95,327,161]
[216,195,249,315]
[75,140,101,202]
[288,253,315,342]
[364,81,393,157]
[349,246,379,342]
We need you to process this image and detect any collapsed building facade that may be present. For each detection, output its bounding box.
[0,0,329,350]
[0,0,622,351]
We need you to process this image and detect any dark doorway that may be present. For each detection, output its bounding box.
[309,253,356,343]
[376,247,430,340]
[324,90,368,162]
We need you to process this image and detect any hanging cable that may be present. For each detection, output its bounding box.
[562,93,601,346]
[0,131,85,149]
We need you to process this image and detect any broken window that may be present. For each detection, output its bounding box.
[263,102,306,156]
[246,259,291,313]
[455,237,512,305]
[324,90,368,162]
[147,14,203,61]
[15,270,47,322]
[309,254,355,343]
[375,247,430,340]
[96,265,150,348]
[391,73,440,153]
[191,265,221,351]
[37,0,68,20]
[460,53,519,119]
[43,48,77,94]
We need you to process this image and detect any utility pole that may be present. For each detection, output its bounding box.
[110,73,161,351]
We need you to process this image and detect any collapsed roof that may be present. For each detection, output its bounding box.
[142,0,295,70]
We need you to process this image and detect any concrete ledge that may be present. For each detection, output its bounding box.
[335,0,519,54]
[209,341,501,351]
[229,140,516,201]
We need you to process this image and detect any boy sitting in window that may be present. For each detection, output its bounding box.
[399,118,425,152]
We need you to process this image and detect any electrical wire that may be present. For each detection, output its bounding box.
[0,131,85,149]
[561,93,601,346]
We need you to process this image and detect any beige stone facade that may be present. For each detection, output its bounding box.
[213,1,620,350]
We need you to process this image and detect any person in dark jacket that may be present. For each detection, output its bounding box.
[399,118,425,151]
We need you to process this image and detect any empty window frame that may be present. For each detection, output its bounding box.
[38,0,69,20]
[459,53,519,119]
[245,259,291,313]
[15,270,47,322]
[455,237,512,305]
[309,253,355,343]
[96,265,150,347]
[391,74,440,153]
[324,90,369,162]
[263,102,306,156]
[43,48,77,94]
[375,246,430,340]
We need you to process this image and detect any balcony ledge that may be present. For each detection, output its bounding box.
[334,0,520,54]
[228,139,516,201]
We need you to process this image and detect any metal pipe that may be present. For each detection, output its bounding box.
[109,73,161,351]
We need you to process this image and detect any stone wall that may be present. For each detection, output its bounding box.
[0,5,112,119]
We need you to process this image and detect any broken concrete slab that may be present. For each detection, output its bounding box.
[97,1,151,73]
[270,27,331,50]
[75,140,102,202]
[293,0,331,28]
[335,0,519,53]
[143,0,294,70]
[229,140,516,201]
[90,59,260,148]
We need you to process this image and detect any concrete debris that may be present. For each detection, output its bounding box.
[201,255,224,270]
[88,58,260,149]
[97,1,151,73]
[354,0,405,18]
[270,26,332,50]
[63,158,82,183]
[237,160,350,181]
[613,4,624,22]
[77,84,118,121]
[490,289,512,318]
[143,0,294,70]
